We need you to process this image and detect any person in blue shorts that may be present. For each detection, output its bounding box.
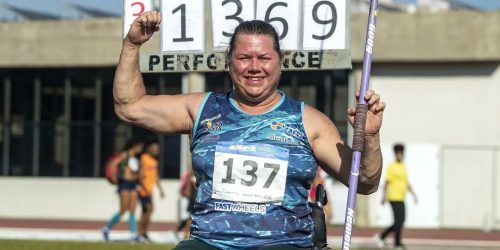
[102,138,144,242]
[113,11,386,249]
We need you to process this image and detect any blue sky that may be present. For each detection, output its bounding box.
[0,0,122,19]
[1,0,499,19]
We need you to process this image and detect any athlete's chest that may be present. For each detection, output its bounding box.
[198,114,307,146]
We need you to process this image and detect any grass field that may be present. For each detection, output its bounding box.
[0,239,377,250]
[0,240,174,250]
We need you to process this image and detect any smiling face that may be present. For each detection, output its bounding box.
[229,34,282,104]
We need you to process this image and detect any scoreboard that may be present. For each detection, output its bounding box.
[123,0,351,72]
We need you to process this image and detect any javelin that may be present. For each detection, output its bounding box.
[341,0,379,249]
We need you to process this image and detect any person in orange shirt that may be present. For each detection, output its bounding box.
[137,139,165,241]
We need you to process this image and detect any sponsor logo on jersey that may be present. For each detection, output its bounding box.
[228,144,258,152]
[269,135,303,146]
[214,201,267,214]
[201,114,223,131]
[200,134,220,143]
[269,121,305,140]
[270,121,284,130]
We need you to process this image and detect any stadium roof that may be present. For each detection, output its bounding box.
[1,3,119,21]
[4,4,60,20]
[447,0,479,10]
[69,3,120,18]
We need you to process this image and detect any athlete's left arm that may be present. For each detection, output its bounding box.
[303,90,385,195]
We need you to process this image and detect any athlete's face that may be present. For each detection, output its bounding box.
[229,34,281,103]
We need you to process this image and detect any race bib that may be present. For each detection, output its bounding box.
[212,142,289,203]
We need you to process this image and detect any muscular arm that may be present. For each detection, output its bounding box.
[304,105,382,195]
[113,11,205,135]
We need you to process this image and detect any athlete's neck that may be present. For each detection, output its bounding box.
[231,91,282,115]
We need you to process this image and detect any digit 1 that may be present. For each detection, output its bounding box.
[222,158,235,184]
[172,4,194,42]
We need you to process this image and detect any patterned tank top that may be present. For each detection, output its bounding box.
[190,91,317,249]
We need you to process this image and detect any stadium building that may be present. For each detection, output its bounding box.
[0,2,499,231]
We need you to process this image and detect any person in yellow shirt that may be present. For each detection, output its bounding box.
[374,144,417,249]
[137,140,165,241]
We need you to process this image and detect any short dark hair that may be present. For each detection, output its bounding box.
[393,143,405,154]
[226,20,282,62]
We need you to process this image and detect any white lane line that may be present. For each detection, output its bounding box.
[0,227,181,244]
[1,228,499,248]
[327,236,500,248]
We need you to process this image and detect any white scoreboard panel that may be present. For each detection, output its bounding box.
[123,0,153,38]
[123,0,351,72]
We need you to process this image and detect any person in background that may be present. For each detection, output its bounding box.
[374,143,418,250]
[137,139,165,242]
[102,138,144,242]
[176,169,196,240]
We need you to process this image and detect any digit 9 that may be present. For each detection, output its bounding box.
[312,1,337,40]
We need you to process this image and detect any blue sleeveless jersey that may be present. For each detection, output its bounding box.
[190,91,317,249]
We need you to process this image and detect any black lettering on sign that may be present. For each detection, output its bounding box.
[292,52,305,68]
[163,55,174,71]
[149,55,160,71]
[177,54,190,70]
[308,52,320,69]
[193,54,204,70]
[142,50,341,72]
[207,54,217,70]
[282,57,289,69]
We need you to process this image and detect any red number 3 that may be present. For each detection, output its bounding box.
[131,2,145,16]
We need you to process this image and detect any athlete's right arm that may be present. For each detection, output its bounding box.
[114,11,205,135]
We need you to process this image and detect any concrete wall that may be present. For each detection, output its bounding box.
[351,11,500,62]
[372,62,500,146]
[1,10,500,230]
[1,11,499,67]
[348,62,500,230]
[0,177,181,222]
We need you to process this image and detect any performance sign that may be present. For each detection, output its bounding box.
[140,50,350,72]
